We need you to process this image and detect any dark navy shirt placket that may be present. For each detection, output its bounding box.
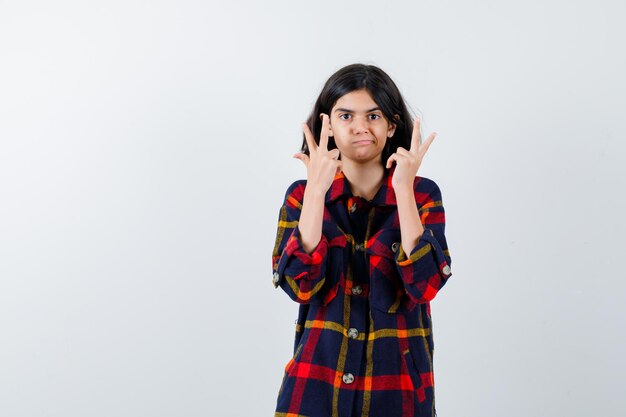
[338,196,373,416]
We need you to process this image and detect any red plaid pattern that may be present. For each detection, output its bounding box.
[272,166,452,417]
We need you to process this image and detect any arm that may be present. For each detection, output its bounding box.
[273,113,342,304]
[384,117,450,304]
[298,182,327,254]
[395,180,424,256]
[271,181,331,304]
[394,177,452,304]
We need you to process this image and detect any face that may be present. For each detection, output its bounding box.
[327,89,397,165]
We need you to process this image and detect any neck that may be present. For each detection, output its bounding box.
[341,159,386,201]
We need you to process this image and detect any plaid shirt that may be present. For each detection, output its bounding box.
[271,165,452,417]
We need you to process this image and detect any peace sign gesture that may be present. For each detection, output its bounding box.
[293,113,343,194]
[385,118,437,189]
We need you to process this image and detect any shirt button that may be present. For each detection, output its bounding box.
[391,242,400,253]
[342,373,354,384]
[351,285,363,295]
[442,265,451,276]
[347,328,359,339]
[355,243,365,252]
[349,203,357,213]
[272,271,280,285]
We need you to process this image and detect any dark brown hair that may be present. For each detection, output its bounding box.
[301,64,415,172]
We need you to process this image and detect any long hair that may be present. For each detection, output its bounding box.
[301,63,415,172]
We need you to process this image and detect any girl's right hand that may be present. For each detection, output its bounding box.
[293,113,342,194]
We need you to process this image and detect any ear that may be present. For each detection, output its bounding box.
[388,114,400,138]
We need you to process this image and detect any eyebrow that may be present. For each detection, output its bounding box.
[333,107,381,113]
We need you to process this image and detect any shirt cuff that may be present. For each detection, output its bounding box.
[394,229,452,282]
[273,225,329,288]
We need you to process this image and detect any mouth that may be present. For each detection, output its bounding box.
[353,139,374,145]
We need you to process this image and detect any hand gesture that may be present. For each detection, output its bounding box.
[293,113,342,194]
[385,118,436,189]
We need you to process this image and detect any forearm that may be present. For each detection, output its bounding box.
[272,181,332,303]
[391,178,452,306]
[395,182,424,256]
[298,185,326,254]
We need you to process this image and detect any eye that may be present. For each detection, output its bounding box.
[339,114,352,120]
[368,114,381,120]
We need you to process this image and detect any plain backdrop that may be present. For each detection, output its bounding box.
[1,1,625,416]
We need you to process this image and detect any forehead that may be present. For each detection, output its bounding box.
[332,89,380,112]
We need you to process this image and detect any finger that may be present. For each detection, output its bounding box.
[319,113,330,152]
[302,123,318,153]
[419,132,437,157]
[328,148,340,160]
[395,147,411,157]
[292,152,310,167]
[386,154,397,169]
[410,118,422,154]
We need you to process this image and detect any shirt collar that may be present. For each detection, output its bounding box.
[325,165,398,206]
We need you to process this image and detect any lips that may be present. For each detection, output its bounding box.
[353,139,373,145]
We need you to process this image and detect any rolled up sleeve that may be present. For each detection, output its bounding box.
[394,179,452,304]
[271,181,331,304]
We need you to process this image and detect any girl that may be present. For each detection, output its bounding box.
[271,63,452,417]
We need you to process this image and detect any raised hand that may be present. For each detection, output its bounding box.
[385,118,436,189]
[293,113,343,194]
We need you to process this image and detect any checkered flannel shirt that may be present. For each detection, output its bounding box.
[271,165,452,417]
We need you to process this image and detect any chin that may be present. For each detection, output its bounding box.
[353,154,382,164]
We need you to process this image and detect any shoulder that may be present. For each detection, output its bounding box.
[282,179,308,208]
[412,176,444,204]
[413,175,440,193]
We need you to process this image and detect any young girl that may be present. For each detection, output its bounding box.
[271,63,452,417]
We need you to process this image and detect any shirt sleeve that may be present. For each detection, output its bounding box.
[394,178,452,304]
[271,180,331,304]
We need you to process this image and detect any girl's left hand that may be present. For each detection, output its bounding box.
[385,118,436,190]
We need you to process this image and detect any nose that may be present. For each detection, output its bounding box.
[352,116,370,134]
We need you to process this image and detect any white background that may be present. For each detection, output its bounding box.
[1,1,625,416]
